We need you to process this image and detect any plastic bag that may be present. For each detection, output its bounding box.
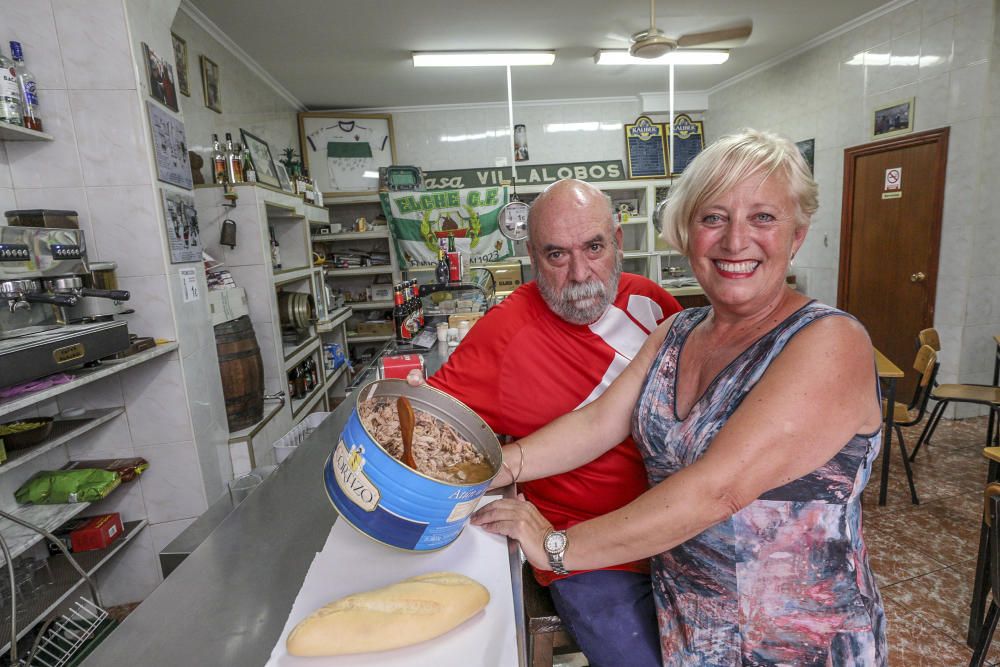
[15,469,121,504]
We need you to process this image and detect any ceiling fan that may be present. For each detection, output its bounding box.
[627,0,752,59]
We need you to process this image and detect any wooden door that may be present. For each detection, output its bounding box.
[838,128,948,397]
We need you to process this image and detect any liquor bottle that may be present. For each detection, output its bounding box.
[287,367,298,398]
[226,137,244,183]
[435,246,450,285]
[446,235,462,282]
[9,43,40,131]
[242,144,256,182]
[269,226,282,269]
[411,280,424,328]
[0,46,24,127]
[393,285,412,342]
[212,134,227,184]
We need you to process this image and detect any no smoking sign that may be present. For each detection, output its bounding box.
[884,167,902,191]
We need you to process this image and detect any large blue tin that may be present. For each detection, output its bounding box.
[325,379,501,551]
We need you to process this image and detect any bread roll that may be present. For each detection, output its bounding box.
[286,571,490,656]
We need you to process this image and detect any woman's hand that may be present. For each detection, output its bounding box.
[471,494,553,571]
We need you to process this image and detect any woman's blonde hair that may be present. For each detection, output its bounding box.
[659,128,818,255]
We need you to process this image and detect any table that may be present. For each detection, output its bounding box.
[81,343,527,667]
[874,348,905,506]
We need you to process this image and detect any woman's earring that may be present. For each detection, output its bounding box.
[789,252,796,267]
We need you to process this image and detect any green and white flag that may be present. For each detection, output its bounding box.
[380,186,514,269]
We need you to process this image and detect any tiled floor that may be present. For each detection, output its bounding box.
[865,414,997,666]
[555,415,998,667]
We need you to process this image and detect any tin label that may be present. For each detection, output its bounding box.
[332,440,381,512]
[445,498,479,523]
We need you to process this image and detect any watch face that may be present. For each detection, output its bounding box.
[544,530,567,554]
[499,201,530,241]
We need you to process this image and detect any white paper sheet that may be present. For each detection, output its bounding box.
[266,496,517,667]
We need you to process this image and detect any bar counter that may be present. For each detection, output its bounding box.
[82,342,526,666]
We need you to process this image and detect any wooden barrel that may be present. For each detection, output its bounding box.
[214,316,264,431]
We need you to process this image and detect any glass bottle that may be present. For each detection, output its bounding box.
[242,144,256,182]
[393,285,411,342]
[9,42,40,131]
[224,133,242,183]
[0,46,24,126]
[269,226,282,269]
[212,134,227,184]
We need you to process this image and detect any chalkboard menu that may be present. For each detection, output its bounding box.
[670,114,705,175]
[625,116,669,179]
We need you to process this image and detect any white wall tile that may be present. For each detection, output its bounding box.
[120,273,176,340]
[948,62,989,122]
[13,187,96,252]
[90,477,147,524]
[70,90,151,187]
[51,0,136,90]
[56,374,124,411]
[916,72,951,130]
[66,412,134,459]
[93,526,160,606]
[890,2,923,38]
[122,358,193,446]
[952,0,996,47]
[6,89,83,188]
[921,0,957,27]
[0,188,15,215]
[919,17,955,79]
[86,185,165,276]
[5,0,67,91]
[134,440,208,523]
[148,517,196,574]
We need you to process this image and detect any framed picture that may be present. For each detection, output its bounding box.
[298,112,395,197]
[200,55,221,113]
[240,129,280,189]
[514,124,529,162]
[160,189,202,263]
[276,163,292,192]
[795,138,815,174]
[141,42,178,111]
[147,102,192,189]
[624,116,669,179]
[873,98,914,139]
[171,33,189,97]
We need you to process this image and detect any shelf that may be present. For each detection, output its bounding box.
[290,379,325,418]
[661,283,705,297]
[324,193,381,205]
[0,519,147,654]
[346,301,393,311]
[272,266,313,284]
[0,343,179,420]
[623,251,652,259]
[311,229,390,241]
[0,124,53,142]
[324,363,348,388]
[621,216,649,225]
[228,400,284,442]
[317,307,353,331]
[265,201,304,221]
[283,336,319,370]
[324,266,393,277]
[655,249,681,256]
[404,265,434,273]
[2,408,125,474]
[346,333,394,343]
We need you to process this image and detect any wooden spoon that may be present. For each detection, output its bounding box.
[397,396,417,470]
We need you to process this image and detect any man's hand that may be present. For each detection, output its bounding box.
[406,369,425,386]
[471,494,553,571]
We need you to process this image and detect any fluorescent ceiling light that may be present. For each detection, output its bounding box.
[413,51,555,67]
[594,50,729,65]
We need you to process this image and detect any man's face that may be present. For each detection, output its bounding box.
[529,198,623,325]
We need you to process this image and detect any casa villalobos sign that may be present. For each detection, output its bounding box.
[422,160,626,190]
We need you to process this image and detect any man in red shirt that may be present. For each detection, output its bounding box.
[424,179,681,666]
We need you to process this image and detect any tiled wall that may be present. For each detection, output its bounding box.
[706,0,1000,406]
[1,0,228,605]
[170,8,300,180]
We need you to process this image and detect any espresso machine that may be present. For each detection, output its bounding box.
[0,226,133,388]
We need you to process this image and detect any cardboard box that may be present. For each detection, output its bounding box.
[356,320,394,336]
[366,285,393,302]
[448,313,484,329]
[207,287,249,326]
[50,513,124,553]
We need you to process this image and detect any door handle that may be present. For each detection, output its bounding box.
[910,272,926,283]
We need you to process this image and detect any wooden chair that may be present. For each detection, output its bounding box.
[918,327,941,352]
[882,345,939,504]
[522,562,581,667]
[909,381,1000,461]
[970,482,1000,666]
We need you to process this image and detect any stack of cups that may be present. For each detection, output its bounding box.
[457,320,471,340]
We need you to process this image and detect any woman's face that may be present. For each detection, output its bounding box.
[688,170,807,314]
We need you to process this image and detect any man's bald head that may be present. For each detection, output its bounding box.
[527,179,616,247]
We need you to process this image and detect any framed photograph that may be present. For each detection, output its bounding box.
[873,98,914,139]
[141,42,178,112]
[160,189,202,263]
[298,112,395,197]
[624,116,669,179]
[240,129,280,189]
[147,102,192,189]
[795,138,815,174]
[171,33,189,97]
[200,55,221,113]
[514,124,529,162]
[276,163,292,192]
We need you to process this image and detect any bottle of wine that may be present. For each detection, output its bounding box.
[269,226,282,269]
[9,42,40,131]
[242,144,256,182]
[393,285,412,342]
[224,133,243,183]
[212,134,227,184]
[0,45,24,127]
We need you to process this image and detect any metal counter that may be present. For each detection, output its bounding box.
[82,342,526,667]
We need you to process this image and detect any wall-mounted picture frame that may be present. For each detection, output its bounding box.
[275,163,292,192]
[147,101,192,189]
[298,112,396,197]
[240,128,280,189]
[624,116,669,179]
[200,55,221,113]
[669,113,705,175]
[514,124,529,162]
[873,98,914,139]
[795,138,815,174]
[141,42,178,112]
[161,189,202,263]
[171,33,189,97]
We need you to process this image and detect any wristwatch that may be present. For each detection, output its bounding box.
[543,529,570,575]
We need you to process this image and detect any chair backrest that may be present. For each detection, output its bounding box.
[918,328,941,352]
[907,345,939,415]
